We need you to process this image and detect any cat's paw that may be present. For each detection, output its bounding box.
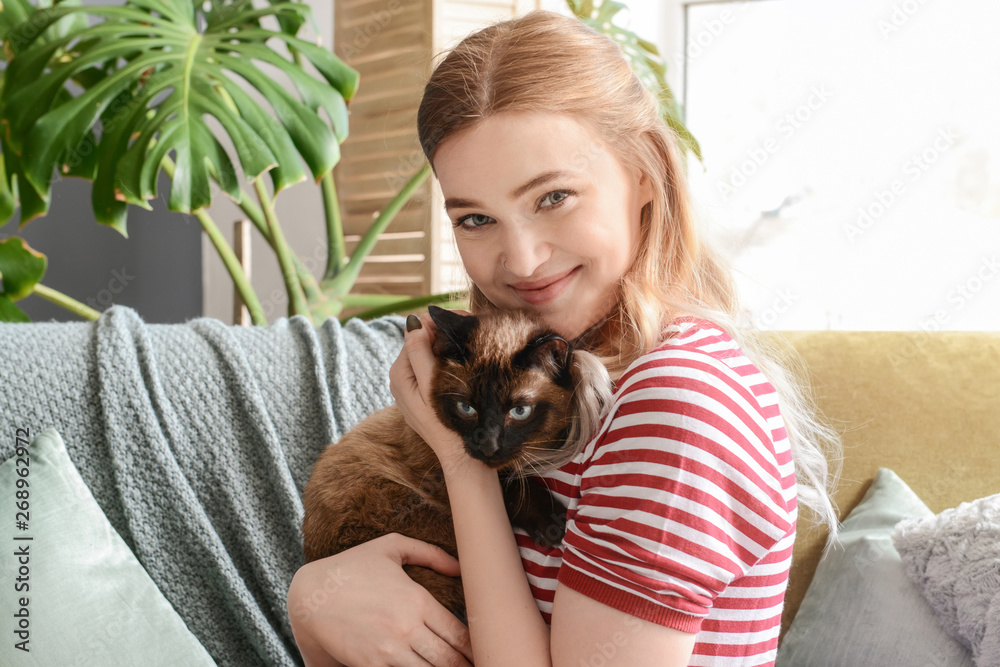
[525,511,567,548]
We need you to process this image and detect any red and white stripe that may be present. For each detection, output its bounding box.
[516,317,797,666]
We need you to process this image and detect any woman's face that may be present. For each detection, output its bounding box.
[433,111,653,340]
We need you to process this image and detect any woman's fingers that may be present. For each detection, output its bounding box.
[387,534,475,664]
[425,607,475,665]
[413,627,474,667]
[390,533,461,577]
[402,316,438,403]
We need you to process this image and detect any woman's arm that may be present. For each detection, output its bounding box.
[440,452,698,667]
[439,453,553,665]
[550,585,696,667]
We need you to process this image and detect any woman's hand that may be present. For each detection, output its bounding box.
[287,532,475,667]
[389,311,474,473]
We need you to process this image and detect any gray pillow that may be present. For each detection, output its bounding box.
[776,468,975,667]
[893,491,1000,667]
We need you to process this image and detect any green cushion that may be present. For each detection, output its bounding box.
[776,468,975,666]
[0,427,216,666]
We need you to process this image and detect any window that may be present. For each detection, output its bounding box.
[598,0,1000,330]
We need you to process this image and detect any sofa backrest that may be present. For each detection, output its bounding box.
[762,329,1000,642]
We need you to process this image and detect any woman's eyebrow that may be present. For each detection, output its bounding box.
[444,170,570,211]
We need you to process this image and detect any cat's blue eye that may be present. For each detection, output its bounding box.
[509,405,533,421]
[456,401,477,417]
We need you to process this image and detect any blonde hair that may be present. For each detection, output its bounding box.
[417,10,842,547]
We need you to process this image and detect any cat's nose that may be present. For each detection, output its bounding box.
[474,424,502,456]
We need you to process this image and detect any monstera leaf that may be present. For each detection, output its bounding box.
[0,0,91,227]
[567,0,702,164]
[0,236,47,322]
[0,0,359,236]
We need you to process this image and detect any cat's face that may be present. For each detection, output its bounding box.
[427,305,577,470]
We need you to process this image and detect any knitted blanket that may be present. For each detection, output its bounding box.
[0,305,406,666]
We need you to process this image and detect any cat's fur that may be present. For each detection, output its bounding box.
[301,305,612,621]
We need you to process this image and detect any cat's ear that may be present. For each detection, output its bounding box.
[517,333,571,380]
[427,305,477,361]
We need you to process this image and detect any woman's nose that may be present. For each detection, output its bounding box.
[500,227,552,278]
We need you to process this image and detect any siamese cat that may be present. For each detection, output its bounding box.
[301,305,612,621]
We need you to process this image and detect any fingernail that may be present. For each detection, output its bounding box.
[406,314,422,332]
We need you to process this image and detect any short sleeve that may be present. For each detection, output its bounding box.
[556,349,794,633]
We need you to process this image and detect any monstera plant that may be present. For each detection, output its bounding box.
[567,0,701,164]
[0,0,443,324]
[0,0,699,325]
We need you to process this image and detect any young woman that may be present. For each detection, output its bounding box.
[287,10,841,666]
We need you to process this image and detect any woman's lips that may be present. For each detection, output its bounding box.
[510,266,581,305]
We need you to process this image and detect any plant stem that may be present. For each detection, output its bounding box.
[193,207,268,325]
[32,283,101,321]
[324,163,431,294]
[253,177,310,320]
[162,157,267,325]
[342,291,464,323]
[321,170,345,282]
[219,181,324,305]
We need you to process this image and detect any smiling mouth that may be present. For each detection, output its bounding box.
[510,266,581,305]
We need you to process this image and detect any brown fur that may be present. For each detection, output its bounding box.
[301,307,610,622]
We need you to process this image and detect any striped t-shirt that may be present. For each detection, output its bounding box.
[515,316,797,666]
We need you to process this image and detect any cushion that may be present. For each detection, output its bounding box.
[893,492,1000,667]
[776,468,974,666]
[0,427,216,666]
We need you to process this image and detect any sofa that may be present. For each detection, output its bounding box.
[1,306,997,666]
[772,328,1000,666]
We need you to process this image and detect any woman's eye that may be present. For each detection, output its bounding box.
[457,401,477,417]
[509,405,533,420]
[455,213,493,229]
[540,190,572,208]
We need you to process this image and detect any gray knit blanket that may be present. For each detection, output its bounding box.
[0,304,406,666]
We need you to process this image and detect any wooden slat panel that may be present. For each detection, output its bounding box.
[345,27,428,66]
[340,129,421,157]
[348,86,423,116]
[338,164,428,199]
[345,238,428,257]
[341,206,430,238]
[339,1,425,31]
[341,208,428,229]
[334,0,542,300]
